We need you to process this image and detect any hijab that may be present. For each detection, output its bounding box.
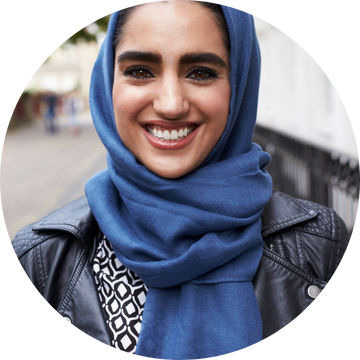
[85,4,273,359]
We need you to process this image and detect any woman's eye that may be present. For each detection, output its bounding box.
[123,66,153,79]
[187,67,218,81]
[193,71,207,79]
[134,69,150,78]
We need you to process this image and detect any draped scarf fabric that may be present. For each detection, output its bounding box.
[85,4,273,359]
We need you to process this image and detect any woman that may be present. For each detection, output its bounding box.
[12,1,350,359]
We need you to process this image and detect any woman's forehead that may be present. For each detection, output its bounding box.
[116,1,227,57]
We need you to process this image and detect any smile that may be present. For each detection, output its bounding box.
[146,125,196,141]
[142,123,200,150]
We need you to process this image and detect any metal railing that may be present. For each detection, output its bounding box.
[253,125,359,232]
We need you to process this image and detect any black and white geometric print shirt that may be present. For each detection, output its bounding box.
[92,236,148,353]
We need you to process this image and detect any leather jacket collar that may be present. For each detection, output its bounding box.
[261,190,318,236]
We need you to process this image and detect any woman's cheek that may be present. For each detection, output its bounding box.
[114,86,152,118]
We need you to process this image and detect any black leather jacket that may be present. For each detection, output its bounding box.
[12,190,349,345]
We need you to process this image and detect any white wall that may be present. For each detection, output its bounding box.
[255,18,358,160]
[26,41,99,101]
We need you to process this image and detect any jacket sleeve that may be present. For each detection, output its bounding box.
[333,209,351,270]
[294,202,351,282]
[12,223,87,310]
[12,223,48,295]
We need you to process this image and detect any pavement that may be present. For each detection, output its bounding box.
[1,112,107,240]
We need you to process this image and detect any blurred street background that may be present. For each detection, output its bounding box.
[1,17,109,240]
[1,114,107,239]
[1,15,358,240]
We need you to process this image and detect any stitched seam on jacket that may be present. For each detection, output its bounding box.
[292,227,336,239]
[292,197,314,213]
[15,232,61,258]
[34,244,46,296]
[262,248,326,287]
[272,234,280,254]
[57,250,88,315]
[262,214,317,237]
[327,234,336,282]
[326,211,341,280]
[33,223,89,249]
[262,194,318,235]
[330,208,336,240]
[276,233,287,259]
[294,230,308,273]
[335,214,348,268]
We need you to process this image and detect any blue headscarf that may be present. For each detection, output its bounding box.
[85,4,272,359]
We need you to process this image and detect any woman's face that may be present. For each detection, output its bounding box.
[113,1,231,179]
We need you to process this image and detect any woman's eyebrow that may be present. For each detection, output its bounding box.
[117,51,227,68]
[117,51,162,64]
[179,53,227,68]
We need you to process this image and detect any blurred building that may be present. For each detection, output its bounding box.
[25,40,100,106]
[254,18,358,231]
[9,36,102,128]
[254,14,360,161]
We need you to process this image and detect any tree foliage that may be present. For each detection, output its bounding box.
[66,15,110,44]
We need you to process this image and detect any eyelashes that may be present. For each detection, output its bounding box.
[123,65,154,80]
[186,67,218,81]
[122,65,218,82]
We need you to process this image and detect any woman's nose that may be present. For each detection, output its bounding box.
[153,75,190,119]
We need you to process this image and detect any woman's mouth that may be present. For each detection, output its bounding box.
[146,125,196,141]
[142,123,200,150]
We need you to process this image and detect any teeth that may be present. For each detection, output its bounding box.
[163,130,170,141]
[171,130,178,140]
[147,125,195,141]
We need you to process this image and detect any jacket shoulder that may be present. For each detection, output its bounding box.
[261,190,350,281]
[293,196,349,246]
[12,196,97,258]
[263,190,349,241]
[11,197,110,343]
[256,191,350,338]
[12,197,101,308]
[293,196,349,275]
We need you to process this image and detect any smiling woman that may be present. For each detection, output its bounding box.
[11,1,350,359]
[112,2,231,178]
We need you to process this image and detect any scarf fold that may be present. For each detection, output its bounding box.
[85,4,272,359]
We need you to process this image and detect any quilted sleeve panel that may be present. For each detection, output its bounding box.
[293,201,350,281]
[12,222,41,257]
[13,220,83,305]
[332,208,351,274]
[9,225,42,297]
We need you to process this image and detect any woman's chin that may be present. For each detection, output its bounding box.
[149,167,190,180]
[144,160,197,180]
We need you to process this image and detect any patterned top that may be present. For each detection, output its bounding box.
[92,236,148,353]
